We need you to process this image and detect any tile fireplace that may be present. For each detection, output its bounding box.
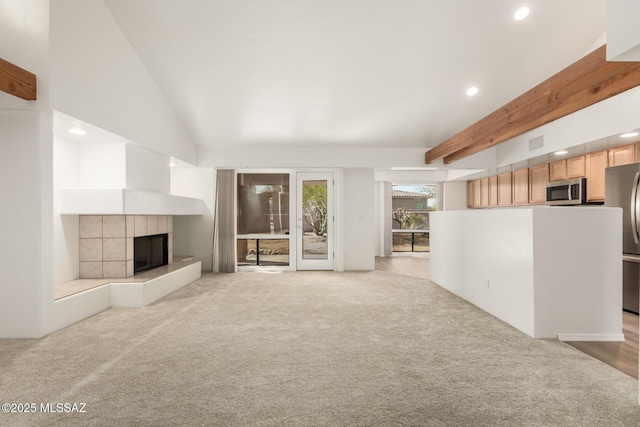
[79,215,173,279]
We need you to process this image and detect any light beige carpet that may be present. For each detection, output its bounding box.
[1,271,639,426]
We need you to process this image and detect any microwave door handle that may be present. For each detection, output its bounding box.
[632,172,640,244]
[567,185,572,201]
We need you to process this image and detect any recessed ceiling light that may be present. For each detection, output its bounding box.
[169,162,176,167]
[554,150,568,155]
[68,127,86,135]
[466,86,479,96]
[621,132,639,138]
[514,6,530,21]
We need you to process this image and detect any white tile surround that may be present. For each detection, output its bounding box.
[79,215,173,279]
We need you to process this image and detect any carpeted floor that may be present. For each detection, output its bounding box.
[1,271,639,426]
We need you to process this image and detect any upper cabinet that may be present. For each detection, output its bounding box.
[473,179,481,208]
[512,168,529,205]
[529,164,549,205]
[497,172,512,206]
[585,150,608,203]
[608,143,636,167]
[465,143,639,209]
[480,177,489,208]
[488,175,498,207]
[566,155,586,178]
[549,160,566,181]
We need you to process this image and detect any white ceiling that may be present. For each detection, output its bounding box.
[102,0,607,151]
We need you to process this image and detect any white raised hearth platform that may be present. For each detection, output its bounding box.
[52,257,201,333]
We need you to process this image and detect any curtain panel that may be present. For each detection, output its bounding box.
[213,169,236,272]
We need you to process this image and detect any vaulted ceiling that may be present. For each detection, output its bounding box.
[102,0,607,152]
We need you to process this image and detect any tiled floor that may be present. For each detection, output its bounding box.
[54,256,199,300]
[374,252,429,279]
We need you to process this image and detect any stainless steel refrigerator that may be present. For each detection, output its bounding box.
[605,162,640,314]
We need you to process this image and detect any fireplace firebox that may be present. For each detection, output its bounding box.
[134,234,169,274]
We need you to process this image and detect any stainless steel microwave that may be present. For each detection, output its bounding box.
[545,177,587,205]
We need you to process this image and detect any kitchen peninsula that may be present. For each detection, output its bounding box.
[430,206,622,340]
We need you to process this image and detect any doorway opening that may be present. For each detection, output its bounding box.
[391,184,436,253]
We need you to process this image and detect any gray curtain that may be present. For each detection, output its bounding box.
[213,169,236,272]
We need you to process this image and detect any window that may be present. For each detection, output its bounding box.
[237,173,290,266]
[391,184,436,252]
[236,239,289,267]
[237,173,290,236]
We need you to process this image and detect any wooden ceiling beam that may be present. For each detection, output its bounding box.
[425,45,640,164]
[0,58,37,101]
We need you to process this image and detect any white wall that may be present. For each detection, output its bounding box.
[0,112,54,337]
[79,140,126,188]
[200,147,430,169]
[496,86,640,168]
[171,167,216,271]
[533,207,622,339]
[54,137,176,194]
[607,0,640,61]
[0,0,50,109]
[53,137,79,284]
[431,208,536,336]
[49,0,197,164]
[126,144,170,193]
[430,207,622,340]
[0,1,53,338]
[375,169,448,182]
[343,169,375,270]
[442,181,468,210]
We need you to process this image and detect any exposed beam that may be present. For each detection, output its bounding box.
[0,58,37,101]
[425,45,640,164]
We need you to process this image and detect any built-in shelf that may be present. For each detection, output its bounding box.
[60,188,206,215]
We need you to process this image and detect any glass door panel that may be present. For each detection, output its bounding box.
[302,180,328,260]
[297,173,334,270]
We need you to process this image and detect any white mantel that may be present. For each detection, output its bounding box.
[430,206,623,340]
[60,188,206,215]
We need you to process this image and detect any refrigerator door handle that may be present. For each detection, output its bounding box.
[632,172,640,245]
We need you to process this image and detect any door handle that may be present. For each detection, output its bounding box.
[631,172,640,245]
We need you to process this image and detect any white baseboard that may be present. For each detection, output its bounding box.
[557,333,625,342]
